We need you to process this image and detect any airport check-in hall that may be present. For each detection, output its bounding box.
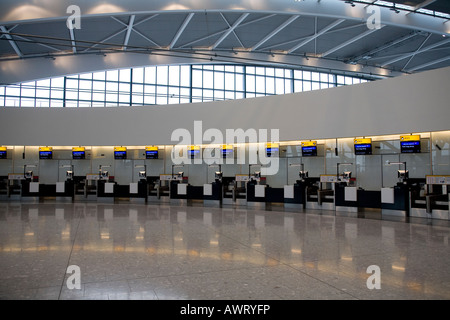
[0,0,450,302]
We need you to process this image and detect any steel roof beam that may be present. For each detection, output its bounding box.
[211,13,249,50]
[287,19,345,54]
[123,15,136,50]
[407,55,450,72]
[321,26,385,58]
[381,37,450,67]
[0,26,23,57]
[169,13,194,49]
[251,15,300,51]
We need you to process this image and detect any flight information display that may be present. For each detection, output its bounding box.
[301,141,317,157]
[266,143,279,157]
[0,147,6,159]
[146,146,159,159]
[188,146,200,159]
[72,147,86,160]
[400,135,421,153]
[114,147,127,159]
[39,147,53,159]
[221,145,233,159]
[354,139,372,155]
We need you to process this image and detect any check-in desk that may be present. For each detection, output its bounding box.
[74,174,99,201]
[223,174,248,207]
[410,176,449,220]
[148,174,172,203]
[169,176,189,205]
[0,175,7,201]
[128,179,149,204]
[284,178,320,210]
[21,176,40,202]
[4,174,23,201]
[55,180,75,202]
[247,178,267,209]
[306,175,336,211]
[203,180,223,207]
[335,184,382,213]
[97,179,116,203]
[381,182,412,217]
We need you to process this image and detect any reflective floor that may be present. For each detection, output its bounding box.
[0,202,449,300]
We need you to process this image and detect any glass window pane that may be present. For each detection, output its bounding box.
[79,73,92,80]
[51,77,65,88]
[246,66,255,74]
[79,80,92,91]
[293,70,302,80]
[180,66,190,87]
[65,100,78,108]
[192,69,202,88]
[51,89,64,99]
[66,91,78,100]
[203,71,213,89]
[50,100,64,107]
[145,85,155,96]
[225,73,235,91]
[255,76,265,93]
[119,94,129,104]
[144,93,155,105]
[132,94,144,105]
[21,84,35,97]
[168,87,180,104]
[312,82,320,90]
[246,75,255,92]
[157,66,168,85]
[214,90,224,100]
[156,86,167,104]
[312,72,320,82]
[266,68,275,77]
[0,86,5,96]
[106,82,118,92]
[337,75,345,84]
[225,65,234,73]
[203,89,213,101]
[203,65,213,70]
[5,97,20,107]
[225,91,234,100]
[36,99,49,108]
[119,82,130,93]
[21,98,35,107]
[66,79,78,89]
[214,72,224,90]
[320,73,328,83]
[266,77,275,94]
[320,82,329,89]
[36,88,50,98]
[169,66,180,86]
[6,85,21,96]
[105,93,117,102]
[119,69,131,82]
[106,70,119,82]
[132,84,143,94]
[285,79,292,94]
[294,80,302,92]
[345,76,353,85]
[192,88,202,103]
[276,78,284,94]
[180,88,190,101]
[255,67,265,76]
[235,66,244,73]
[92,102,105,107]
[79,101,91,107]
[303,71,311,81]
[214,65,224,71]
[235,74,244,92]
[275,68,284,78]
[284,69,292,78]
[246,92,255,98]
[132,67,144,83]
[303,81,311,91]
[36,79,50,88]
[93,71,106,81]
[93,81,105,92]
[92,92,105,101]
[79,91,91,101]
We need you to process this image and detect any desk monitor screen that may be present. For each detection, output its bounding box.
[72,147,85,160]
[39,147,53,159]
[0,147,6,159]
[146,147,159,159]
[301,141,317,157]
[266,143,279,157]
[354,139,372,155]
[221,145,233,159]
[400,135,421,153]
[114,147,127,160]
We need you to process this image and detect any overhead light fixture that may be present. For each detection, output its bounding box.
[390,5,400,14]
[345,1,356,7]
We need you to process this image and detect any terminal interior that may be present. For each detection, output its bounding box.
[1,0,450,301]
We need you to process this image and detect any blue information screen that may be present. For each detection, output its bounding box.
[72,151,85,159]
[146,150,158,159]
[0,151,6,159]
[401,141,420,153]
[302,146,317,157]
[39,151,53,159]
[354,144,372,155]
[114,151,127,159]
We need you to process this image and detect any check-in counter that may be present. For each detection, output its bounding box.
[306,175,336,211]
[203,180,222,207]
[381,183,411,217]
[283,177,320,210]
[148,174,172,203]
[222,174,248,206]
[247,180,267,209]
[410,175,449,220]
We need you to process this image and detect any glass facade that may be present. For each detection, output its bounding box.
[0,64,370,107]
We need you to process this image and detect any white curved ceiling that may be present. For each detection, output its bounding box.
[0,0,449,83]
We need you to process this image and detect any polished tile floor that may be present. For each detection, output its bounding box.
[0,202,449,300]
